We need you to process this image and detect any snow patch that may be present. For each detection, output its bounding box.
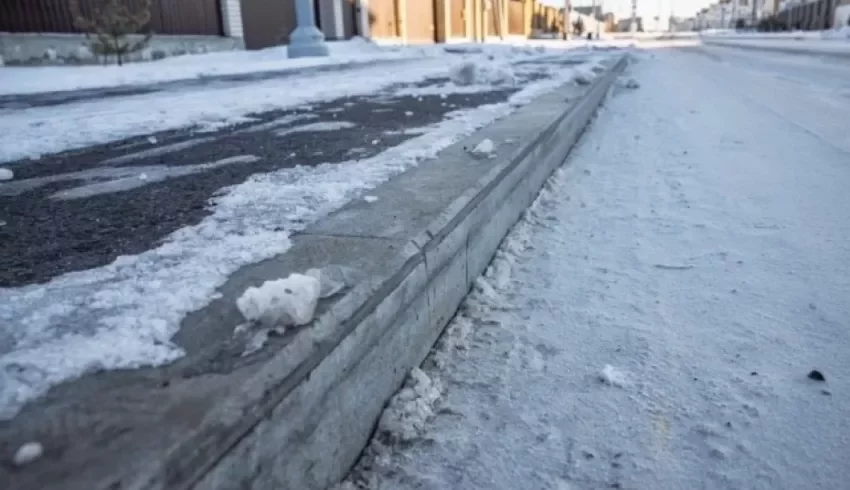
[623,78,640,89]
[471,138,495,155]
[363,195,379,203]
[377,367,443,444]
[0,168,14,181]
[599,364,627,387]
[13,441,43,466]
[449,60,516,87]
[236,272,321,329]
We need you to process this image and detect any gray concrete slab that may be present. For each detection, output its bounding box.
[0,54,629,490]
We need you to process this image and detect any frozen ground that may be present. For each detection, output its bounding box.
[342,46,850,489]
[0,47,619,420]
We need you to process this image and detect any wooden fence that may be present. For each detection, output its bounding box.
[0,0,223,36]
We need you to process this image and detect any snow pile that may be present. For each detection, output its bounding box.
[620,77,640,89]
[236,272,321,329]
[449,60,516,87]
[12,441,43,466]
[0,168,14,181]
[599,364,628,387]
[470,138,495,156]
[573,67,596,86]
[377,367,443,443]
[237,267,348,330]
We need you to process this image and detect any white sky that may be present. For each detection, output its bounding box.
[538,0,715,19]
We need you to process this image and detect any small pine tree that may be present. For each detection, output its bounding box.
[573,17,585,36]
[70,0,154,66]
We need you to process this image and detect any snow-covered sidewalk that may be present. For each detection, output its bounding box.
[700,29,850,57]
[342,48,850,490]
[0,38,415,96]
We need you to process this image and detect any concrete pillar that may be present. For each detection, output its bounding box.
[219,0,245,43]
[358,0,372,38]
[398,0,408,43]
[465,0,475,39]
[289,0,330,58]
[523,0,533,37]
[317,0,345,40]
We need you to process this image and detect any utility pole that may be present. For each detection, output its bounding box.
[591,0,598,38]
[563,0,571,40]
[631,0,637,33]
[752,0,759,27]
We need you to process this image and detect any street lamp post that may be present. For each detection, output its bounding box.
[288,0,329,58]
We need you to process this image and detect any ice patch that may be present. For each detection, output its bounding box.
[275,120,356,137]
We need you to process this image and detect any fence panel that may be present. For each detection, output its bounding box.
[0,0,222,35]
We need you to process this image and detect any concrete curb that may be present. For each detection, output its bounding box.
[700,37,850,59]
[1,53,628,490]
[157,56,623,490]
[185,55,625,490]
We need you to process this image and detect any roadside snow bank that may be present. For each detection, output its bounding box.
[0,38,416,97]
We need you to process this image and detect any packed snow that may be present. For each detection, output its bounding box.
[340,47,850,490]
[236,272,322,329]
[0,48,619,420]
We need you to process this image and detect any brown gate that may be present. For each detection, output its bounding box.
[342,0,359,38]
[369,0,399,38]
[484,0,498,37]
[0,0,222,35]
[405,0,436,42]
[240,0,296,49]
[508,0,524,35]
[451,0,467,37]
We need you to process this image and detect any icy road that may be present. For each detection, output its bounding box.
[344,47,850,489]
